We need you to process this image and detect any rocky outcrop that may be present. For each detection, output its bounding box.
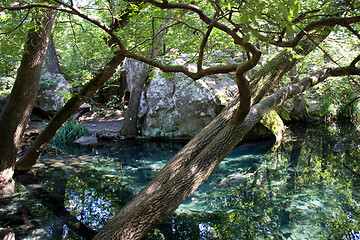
[138,56,283,140]
[34,73,72,118]
[139,58,238,139]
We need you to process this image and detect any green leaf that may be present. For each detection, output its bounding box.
[251,29,262,39]
[294,1,300,15]
[278,5,288,19]
[243,34,250,43]
[285,24,294,38]
[240,14,250,24]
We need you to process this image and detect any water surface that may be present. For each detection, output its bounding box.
[1,123,360,239]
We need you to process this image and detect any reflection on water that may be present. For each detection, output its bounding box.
[1,123,360,239]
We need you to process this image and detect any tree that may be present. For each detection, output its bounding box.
[1,0,360,238]
[16,6,137,171]
[0,9,56,193]
[119,11,173,137]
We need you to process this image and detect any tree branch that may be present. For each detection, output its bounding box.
[350,54,360,68]
[0,9,31,35]
[197,25,214,71]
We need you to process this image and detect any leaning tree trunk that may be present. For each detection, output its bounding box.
[16,9,136,172]
[0,11,55,193]
[15,52,125,171]
[94,28,333,238]
[94,69,332,239]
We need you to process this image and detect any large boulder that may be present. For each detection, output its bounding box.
[138,57,235,139]
[34,72,72,118]
[138,56,285,140]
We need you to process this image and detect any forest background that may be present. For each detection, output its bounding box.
[0,0,360,239]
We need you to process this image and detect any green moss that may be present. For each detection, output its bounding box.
[260,110,285,142]
[308,107,325,120]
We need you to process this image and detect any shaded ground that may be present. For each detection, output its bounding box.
[26,110,124,135]
[22,110,124,150]
[78,111,124,135]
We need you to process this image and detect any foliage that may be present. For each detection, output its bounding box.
[316,77,360,122]
[0,76,14,98]
[52,11,114,87]
[51,119,89,144]
[1,0,360,238]
[0,7,27,77]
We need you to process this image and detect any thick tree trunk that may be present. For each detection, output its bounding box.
[16,7,136,172]
[15,53,125,171]
[250,30,329,105]
[94,69,331,240]
[0,11,55,193]
[95,27,334,238]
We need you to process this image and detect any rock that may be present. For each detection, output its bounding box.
[139,56,283,140]
[73,136,98,146]
[34,72,72,118]
[72,103,91,120]
[96,129,118,141]
[139,60,238,139]
[279,98,324,122]
[307,101,325,120]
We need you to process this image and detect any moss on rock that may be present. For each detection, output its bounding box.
[245,110,285,142]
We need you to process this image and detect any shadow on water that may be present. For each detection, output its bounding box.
[1,122,360,239]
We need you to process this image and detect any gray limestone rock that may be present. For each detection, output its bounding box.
[73,136,99,146]
[139,57,238,139]
[35,73,72,117]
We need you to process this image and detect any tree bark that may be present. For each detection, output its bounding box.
[95,24,341,238]
[16,8,136,171]
[94,27,334,238]
[94,69,333,240]
[0,11,55,193]
[119,59,149,137]
[15,52,125,171]
[119,15,171,138]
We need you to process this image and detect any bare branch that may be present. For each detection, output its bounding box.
[345,24,360,40]
[274,16,360,47]
[152,16,205,36]
[350,54,360,68]
[68,13,86,61]
[124,50,240,79]
[197,25,213,71]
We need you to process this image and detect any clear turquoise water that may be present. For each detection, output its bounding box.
[1,123,360,239]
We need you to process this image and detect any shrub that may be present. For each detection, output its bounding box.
[51,119,90,144]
